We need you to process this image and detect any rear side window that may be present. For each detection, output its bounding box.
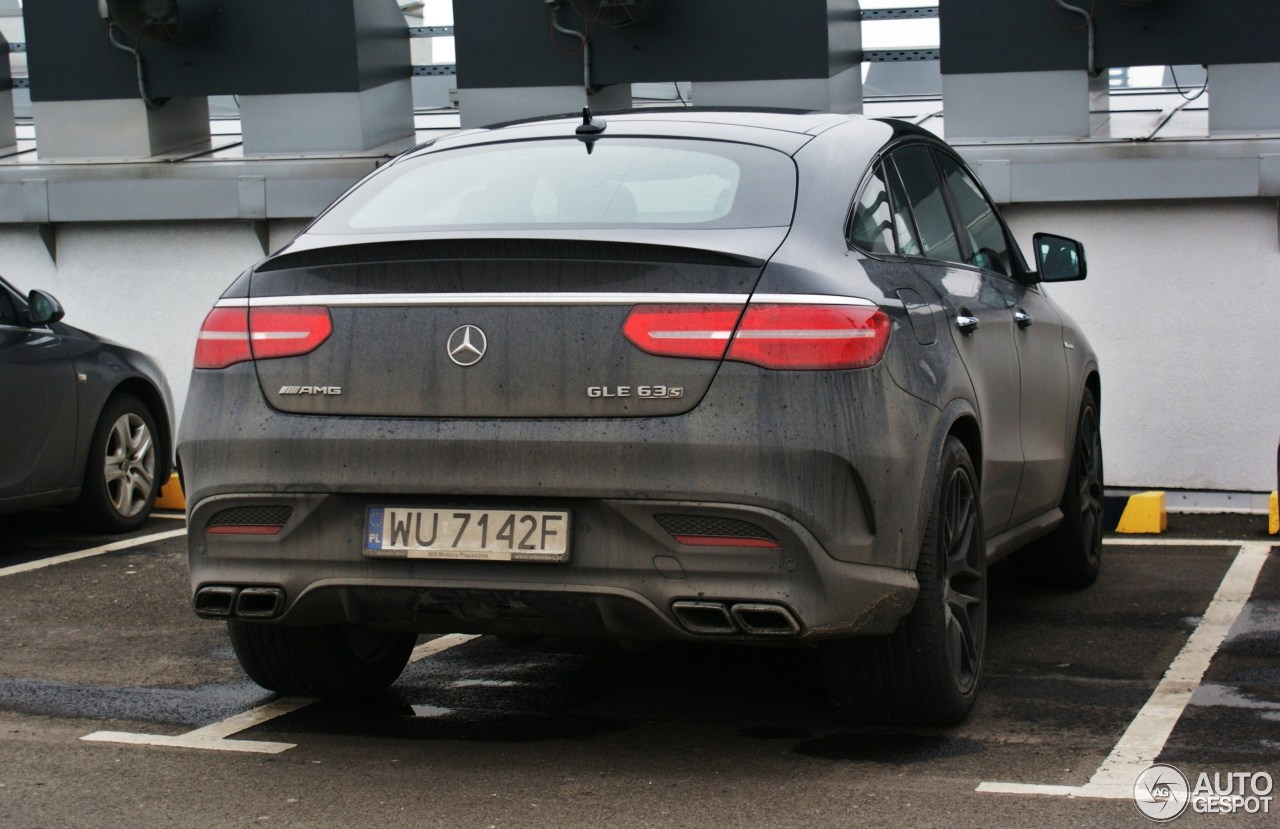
[313,138,798,233]
[887,145,962,263]
[847,163,895,254]
[884,161,919,256]
[936,153,1013,277]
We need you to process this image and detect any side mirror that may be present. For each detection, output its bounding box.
[1033,233,1087,282]
[26,289,66,326]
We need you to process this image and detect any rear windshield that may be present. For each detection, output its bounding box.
[311,138,797,233]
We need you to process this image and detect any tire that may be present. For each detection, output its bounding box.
[1016,389,1104,589]
[75,393,160,533]
[227,621,417,698]
[822,437,987,726]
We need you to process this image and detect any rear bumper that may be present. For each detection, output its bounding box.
[187,491,917,640]
[179,361,937,640]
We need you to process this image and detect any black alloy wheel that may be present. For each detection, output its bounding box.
[941,459,985,694]
[822,436,987,725]
[1015,388,1104,588]
[228,621,418,698]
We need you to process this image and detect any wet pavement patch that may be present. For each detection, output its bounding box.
[979,674,1154,737]
[1161,552,1280,767]
[791,732,984,763]
[0,513,182,565]
[287,695,636,743]
[0,677,272,727]
[740,725,813,741]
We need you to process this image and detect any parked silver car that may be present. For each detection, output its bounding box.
[179,110,1102,725]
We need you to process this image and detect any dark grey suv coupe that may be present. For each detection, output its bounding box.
[179,110,1102,725]
[0,276,174,532]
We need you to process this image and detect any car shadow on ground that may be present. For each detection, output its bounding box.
[0,509,185,565]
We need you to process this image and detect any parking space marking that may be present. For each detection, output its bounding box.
[410,633,481,663]
[1103,537,1257,547]
[0,528,188,579]
[82,697,312,754]
[979,541,1272,799]
[80,633,480,754]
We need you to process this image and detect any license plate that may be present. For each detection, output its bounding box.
[365,507,570,563]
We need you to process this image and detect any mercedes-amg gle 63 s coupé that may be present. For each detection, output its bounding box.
[179,110,1102,725]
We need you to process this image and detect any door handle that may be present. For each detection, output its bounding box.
[955,314,980,334]
[1014,310,1033,328]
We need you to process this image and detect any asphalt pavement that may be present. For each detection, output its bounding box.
[0,509,1275,828]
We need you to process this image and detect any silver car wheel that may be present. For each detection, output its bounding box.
[103,412,156,518]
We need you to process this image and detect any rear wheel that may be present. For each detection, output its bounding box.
[1015,388,1103,589]
[822,437,987,726]
[227,621,417,698]
[75,393,160,533]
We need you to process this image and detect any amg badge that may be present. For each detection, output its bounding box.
[279,385,343,396]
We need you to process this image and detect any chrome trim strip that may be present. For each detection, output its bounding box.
[217,293,752,309]
[750,294,877,307]
[215,292,878,309]
[648,331,734,340]
[734,330,877,340]
[197,331,249,341]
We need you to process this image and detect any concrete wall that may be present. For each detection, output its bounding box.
[0,199,1275,493]
[1004,198,1279,492]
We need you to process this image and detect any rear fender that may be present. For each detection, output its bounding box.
[906,398,982,571]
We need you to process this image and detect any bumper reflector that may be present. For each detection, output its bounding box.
[655,513,781,549]
[672,535,781,549]
[206,525,284,536]
[205,505,293,536]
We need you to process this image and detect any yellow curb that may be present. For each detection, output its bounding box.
[155,473,186,511]
[1270,491,1278,536]
[1115,490,1167,534]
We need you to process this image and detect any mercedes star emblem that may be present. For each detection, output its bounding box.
[447,324,488,367]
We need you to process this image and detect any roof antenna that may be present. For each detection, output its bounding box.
[576,106,606,153]
[577,107,607,135]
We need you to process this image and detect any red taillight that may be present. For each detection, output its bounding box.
[194,307,251,369]
[727,304,891,370]
[248,307,333,361]
[194,306,333,369]
[623,303,890,370]
[621,305,743,361]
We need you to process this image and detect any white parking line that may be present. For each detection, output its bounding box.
[1103,537,1261,547]
[0,528,188,579]
[411,633,481,663]
[83,697,312,754]
[979,541,1272,799]
[82,633,480,754]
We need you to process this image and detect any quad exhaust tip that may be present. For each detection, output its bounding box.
[194,585,285,620]
[730,603,802,635]
[672,600,801,637]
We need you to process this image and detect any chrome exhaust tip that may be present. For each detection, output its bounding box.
[193,585,237,618]
[194,585,286,619]
[730,603,801,636]
[671,601,736,635]
[234,587,285,619]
